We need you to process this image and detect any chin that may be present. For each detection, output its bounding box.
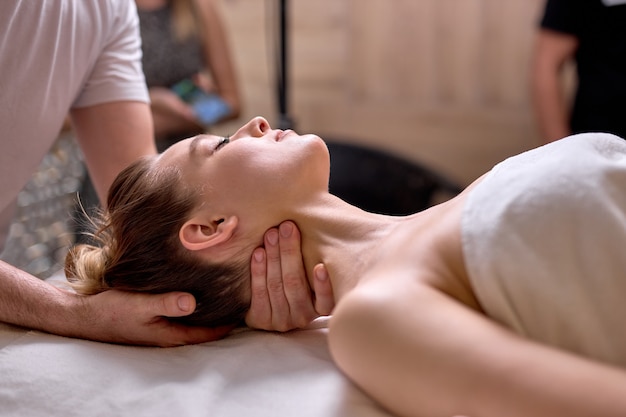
[305,134,330,157]
[311,139,332,187]
[283,136,330,190]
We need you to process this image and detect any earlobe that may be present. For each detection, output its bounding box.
[179,216,239,251]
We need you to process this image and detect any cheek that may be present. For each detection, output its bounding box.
[221,143,284,176]
[217,138,329,188]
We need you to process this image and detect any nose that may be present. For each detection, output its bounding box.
[236,116,271,138]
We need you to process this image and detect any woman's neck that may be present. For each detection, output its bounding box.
[288,193,407,301]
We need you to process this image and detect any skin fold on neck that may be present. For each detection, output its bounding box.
[283,192,412,302]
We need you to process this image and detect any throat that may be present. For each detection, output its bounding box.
[296,196,402,302]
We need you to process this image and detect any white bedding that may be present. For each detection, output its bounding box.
[0,276,393,417]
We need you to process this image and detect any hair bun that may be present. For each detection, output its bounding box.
[64,244,109,295]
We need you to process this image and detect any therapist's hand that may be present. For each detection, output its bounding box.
[77,289,234,347]
[246,221,335,332]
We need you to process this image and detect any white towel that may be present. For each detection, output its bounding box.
[462,132,626,367]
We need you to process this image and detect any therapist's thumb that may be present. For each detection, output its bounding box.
[155,292,197,317]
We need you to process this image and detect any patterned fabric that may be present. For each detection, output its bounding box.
[138,4,205,88]
[0,133,85,278]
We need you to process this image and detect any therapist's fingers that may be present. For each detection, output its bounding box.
[312,264,335,316]
[277,221,317,329]
[136,291,236,344]
[155,291,197,316]
[246,247,273,330]
[246,222,321,332]
[263,226,292,331]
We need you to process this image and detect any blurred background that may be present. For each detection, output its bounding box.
[216,0,562,185]
[2,0,571,278]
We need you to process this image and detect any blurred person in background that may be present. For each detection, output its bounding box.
[532,0,626,143]
[137,0,241,150]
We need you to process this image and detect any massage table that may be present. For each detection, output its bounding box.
[0,274,393,417]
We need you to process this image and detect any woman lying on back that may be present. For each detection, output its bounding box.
[66,116,626,417]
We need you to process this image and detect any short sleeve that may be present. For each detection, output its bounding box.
[73,0,149,108]
[539,0,585,36]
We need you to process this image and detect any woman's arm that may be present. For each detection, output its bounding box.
[148,86,203,140]
[531,29,578,144]
[194,0,241,118]
[329,283,626,417]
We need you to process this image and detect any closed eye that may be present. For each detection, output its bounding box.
[215,136,230,151]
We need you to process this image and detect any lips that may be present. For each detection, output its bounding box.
[277,129,293,142]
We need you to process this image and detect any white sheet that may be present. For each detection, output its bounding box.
[0,273,393,417]
[0,319,393,417]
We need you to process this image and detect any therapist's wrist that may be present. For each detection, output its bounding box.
[46,289,95,340]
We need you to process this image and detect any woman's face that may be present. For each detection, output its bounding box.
[156,117,330,216]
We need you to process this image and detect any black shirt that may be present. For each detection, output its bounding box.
[540,0,626,137]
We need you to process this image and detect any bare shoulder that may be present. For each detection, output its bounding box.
[328,276,626,417]
[364,174,487,311]
[327,282,491,416]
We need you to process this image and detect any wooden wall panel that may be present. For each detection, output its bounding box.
[218,0,548,185]
[435,0,485,105]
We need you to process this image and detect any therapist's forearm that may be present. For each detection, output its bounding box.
[71,101,156,206]
[0,260,84,337]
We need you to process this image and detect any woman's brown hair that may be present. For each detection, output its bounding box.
[65,156,250,327]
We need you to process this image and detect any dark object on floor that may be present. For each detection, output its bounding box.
[326,141,463,216]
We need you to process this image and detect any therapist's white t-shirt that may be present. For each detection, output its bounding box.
[0,0,149,250]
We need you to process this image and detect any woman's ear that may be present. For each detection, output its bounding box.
[179,215,239,251]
